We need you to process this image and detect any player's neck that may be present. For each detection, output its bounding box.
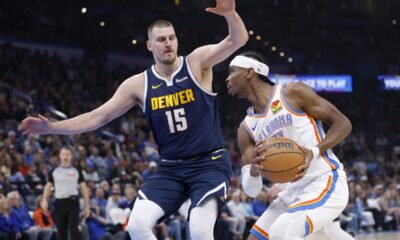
[249,82,274,114]
[154,57,181,80]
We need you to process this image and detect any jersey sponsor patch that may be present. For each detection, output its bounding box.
[176,76,188,83]
[271,100,283,114]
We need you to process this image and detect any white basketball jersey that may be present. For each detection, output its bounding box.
[242,84,344,179]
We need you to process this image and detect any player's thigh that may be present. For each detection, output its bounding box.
[287,173,349,235]
[139,172,187,222]
[185,152,231,212]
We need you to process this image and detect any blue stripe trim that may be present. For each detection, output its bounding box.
[305,220,310,236]
[314,119,326,139]
[281,84,306,114]
[242,121,256,143]
[287,169,338,213]
[250,228,269,240]
[314,121,340,169]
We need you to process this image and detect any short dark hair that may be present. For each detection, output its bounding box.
[240,51,275,86]
[147,20,173,39]
[59,146,73,154]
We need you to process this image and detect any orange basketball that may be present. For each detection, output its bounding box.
[259,137,305,183]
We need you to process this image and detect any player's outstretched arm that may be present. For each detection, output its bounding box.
[188,0,248,71]
[18,74,143,135]
[286,82,352,154]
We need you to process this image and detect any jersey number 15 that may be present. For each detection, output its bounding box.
[165,108,187,133]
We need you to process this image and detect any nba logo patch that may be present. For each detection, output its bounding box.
[271,100,282,114]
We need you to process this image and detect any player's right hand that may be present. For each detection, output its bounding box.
[18,114,52,135]
[250,141,266,176]
[205,0,236,17]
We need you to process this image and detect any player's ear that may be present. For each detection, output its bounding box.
[146,40,152,52]
[246,68,256,80]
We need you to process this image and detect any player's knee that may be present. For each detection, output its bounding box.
[126,216,153,239]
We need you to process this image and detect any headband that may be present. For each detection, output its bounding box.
[229,55,269,77]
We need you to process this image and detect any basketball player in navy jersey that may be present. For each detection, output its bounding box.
[18,0,248,239]
[226,51,354,240]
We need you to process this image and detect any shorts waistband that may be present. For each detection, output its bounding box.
[161,148,226,163]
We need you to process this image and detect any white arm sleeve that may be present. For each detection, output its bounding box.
[241,164,263,198]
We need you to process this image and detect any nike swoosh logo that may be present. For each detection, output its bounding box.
[152,83,163,89]
[211,155,223,160]
[251,121,258,131]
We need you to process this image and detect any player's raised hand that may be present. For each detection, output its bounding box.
[18,114,53,135]
[205,0,235,16]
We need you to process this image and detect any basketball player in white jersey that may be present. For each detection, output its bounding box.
[226,51,353,240]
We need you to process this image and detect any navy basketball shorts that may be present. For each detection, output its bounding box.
[137,148,232,222]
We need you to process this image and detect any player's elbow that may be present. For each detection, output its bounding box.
[236,32,249,47]
[230,32,249,48]
[343,117,352,137]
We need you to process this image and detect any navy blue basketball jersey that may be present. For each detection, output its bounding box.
[143,56,226,159]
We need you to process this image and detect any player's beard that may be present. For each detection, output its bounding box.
[161,54,177,65]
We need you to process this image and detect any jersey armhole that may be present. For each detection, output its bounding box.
[241,120,256,143]
[185,57,217,96]
[140,71,148,114]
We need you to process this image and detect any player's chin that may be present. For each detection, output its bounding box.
[162,56,176,65]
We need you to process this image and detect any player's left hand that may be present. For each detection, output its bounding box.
[292,147,313,181]
[206,0,236,16]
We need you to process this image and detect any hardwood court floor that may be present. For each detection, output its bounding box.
[356,231,400,240]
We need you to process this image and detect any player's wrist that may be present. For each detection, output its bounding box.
[48,121,57,134]
[241,165,262,198]
[223,11,238,18]
[311,147,320,159]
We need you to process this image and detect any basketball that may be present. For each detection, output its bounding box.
[259,137,305,183]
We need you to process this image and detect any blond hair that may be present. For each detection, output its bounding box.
[147,20,173,39]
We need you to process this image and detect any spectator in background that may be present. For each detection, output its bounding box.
[83,160,100,182]
[252,191,268,217]
[379,189,400,230]
[99,180,111,198]
[92,188,108,217]
[141,161,157,180]
[0,172,11,195]
[25,164,44,193]
[227,190,248,238]
[87,147,107,180]
[7,190,53,240]
[121,186,137,209]
[32,195,56,239]
[0,196,20,240]
[105,183,126,222]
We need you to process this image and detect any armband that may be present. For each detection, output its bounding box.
[241,164,262,198]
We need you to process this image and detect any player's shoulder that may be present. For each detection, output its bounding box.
[283,82,314,98]
[126,72,146,83]
[120,73,146,90]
